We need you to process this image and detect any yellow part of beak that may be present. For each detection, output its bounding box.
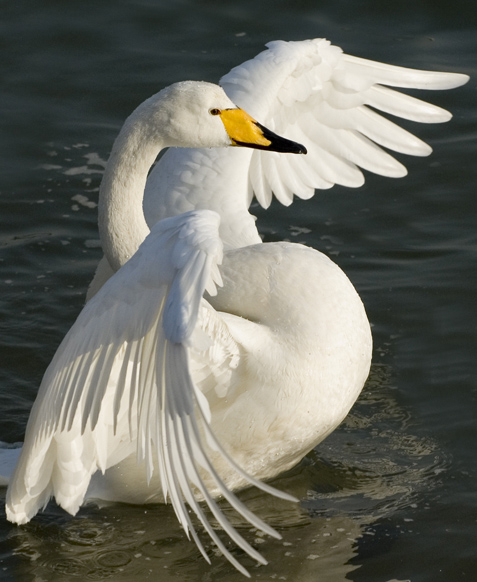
[219,108,307,154]
[220,108,272,148]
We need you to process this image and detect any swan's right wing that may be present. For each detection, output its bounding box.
[6,210,293,577]
[221,38,469,208]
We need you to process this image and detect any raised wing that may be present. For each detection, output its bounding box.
[6,210,293,576]
[144,38,468,247]
[221,38,469,208]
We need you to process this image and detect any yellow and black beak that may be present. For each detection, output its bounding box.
[219,108,307,155]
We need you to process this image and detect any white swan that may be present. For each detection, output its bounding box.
[5,39,468,577]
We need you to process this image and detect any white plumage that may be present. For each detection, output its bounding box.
[5,39,468,576]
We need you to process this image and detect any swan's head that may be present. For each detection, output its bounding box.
[137,81,307,154]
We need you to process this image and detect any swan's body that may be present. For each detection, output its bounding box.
[5,39,468,576]
[85,239,370,507]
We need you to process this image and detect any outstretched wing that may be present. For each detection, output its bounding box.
[144,38,468,246]
[6,210,293,576]
[221,38,469,207]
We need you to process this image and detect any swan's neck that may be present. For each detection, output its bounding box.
[98,117,163,272]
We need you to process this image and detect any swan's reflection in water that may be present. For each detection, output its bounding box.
[5,364,444,581]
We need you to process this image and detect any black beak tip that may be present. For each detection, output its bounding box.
[256,122,307,155]
[274,138,307,155]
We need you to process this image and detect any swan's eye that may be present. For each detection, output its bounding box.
[209,108,221,116]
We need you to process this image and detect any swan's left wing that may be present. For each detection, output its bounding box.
[221,38,469,208]
[6,210,293,576]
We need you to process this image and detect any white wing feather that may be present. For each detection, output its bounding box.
[6,210,294,576]
[221,39,468,208]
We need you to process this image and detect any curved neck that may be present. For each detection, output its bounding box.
[98,116,164,272]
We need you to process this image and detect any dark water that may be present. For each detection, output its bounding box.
[0,1,476,581]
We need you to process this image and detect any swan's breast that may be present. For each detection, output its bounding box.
[203,242,372,480]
